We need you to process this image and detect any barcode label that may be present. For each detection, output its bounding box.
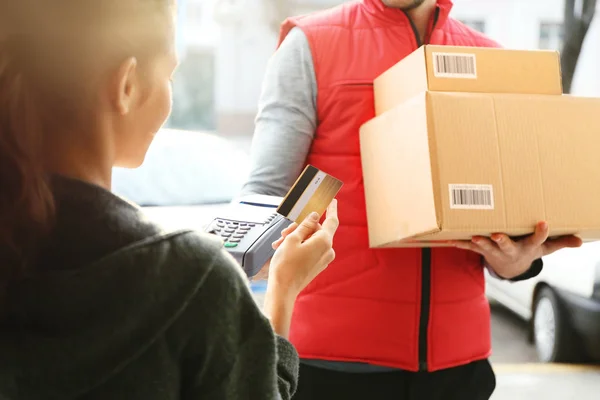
[449,184,494,210]
[432,52,477,79]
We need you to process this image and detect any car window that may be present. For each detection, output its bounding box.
[112,129,249,206]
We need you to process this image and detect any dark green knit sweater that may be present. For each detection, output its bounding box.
[0,176,298,399]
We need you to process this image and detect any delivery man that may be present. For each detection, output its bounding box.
[241,0,582,399]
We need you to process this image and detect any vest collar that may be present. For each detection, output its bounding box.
[362,0,453,31]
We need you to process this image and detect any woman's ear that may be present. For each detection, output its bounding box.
[111,57,138,115]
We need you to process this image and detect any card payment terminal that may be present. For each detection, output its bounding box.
[204,195,292,278]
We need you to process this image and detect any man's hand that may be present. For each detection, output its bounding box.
[450,221,583,279]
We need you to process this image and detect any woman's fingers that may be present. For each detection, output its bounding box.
[272,222,298,249]
[306,200,339,252]
[268,200,341,298]
[253,259,271,281]
[321,199,339,237]
[281,222,298,237]
[289,212,321,242]
[322,248,336,265]
[311,249,336,278]
[275,199,339,261]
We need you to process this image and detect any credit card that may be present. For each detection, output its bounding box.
[277,165,343,223]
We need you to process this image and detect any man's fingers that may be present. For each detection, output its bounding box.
[525,221,550,248]
[469,236,505,259]
[472,236,497,252]
[491,233,517,256]
[321,199,339,236]
[451,240,485,255]
[542,235,583,256]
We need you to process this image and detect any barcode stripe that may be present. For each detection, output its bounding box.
[435,55,476,75]
[449,184,494,210]
[432,53,477,78]
[451,189,491,206]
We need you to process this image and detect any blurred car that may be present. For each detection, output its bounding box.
[112,128,250,231]
[485,242,600,364]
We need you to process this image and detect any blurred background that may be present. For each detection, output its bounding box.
[167,0,600,139]
[111,1,600,399]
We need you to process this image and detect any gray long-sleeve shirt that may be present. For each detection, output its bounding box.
[240,27,317,198]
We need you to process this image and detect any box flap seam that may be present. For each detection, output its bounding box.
[533,128,548,223]
[491,97,509,231]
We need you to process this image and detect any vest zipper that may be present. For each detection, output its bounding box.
[418,248,432,371]
[403,7,441,48]
[426,7,441,44]
[403,11,423,47]
[403,6,440,373]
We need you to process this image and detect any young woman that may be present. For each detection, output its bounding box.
[0,1,339,399]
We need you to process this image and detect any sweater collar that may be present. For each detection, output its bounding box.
[362,0,453,31]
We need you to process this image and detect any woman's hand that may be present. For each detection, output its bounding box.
[263,200,339,338]
[251,215,320,282]
[269,199,339,298]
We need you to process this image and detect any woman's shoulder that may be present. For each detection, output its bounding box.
[97,228,250,310]
[96,228,238,283]
[44,175,234,273]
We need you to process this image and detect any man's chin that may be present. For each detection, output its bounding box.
[382,0,427,11]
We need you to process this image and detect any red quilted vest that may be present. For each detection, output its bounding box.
[278,0,501,372]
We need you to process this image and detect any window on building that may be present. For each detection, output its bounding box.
[539,22,564,50]
[165,48,216,131]
[459,19,486,33]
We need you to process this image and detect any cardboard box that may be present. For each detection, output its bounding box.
[360,92,600,248]
[374,45,563,116]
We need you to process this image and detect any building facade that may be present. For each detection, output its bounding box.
[452,0,600,97]
[170,0,600,136]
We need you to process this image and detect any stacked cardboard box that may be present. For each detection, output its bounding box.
[360,45,600,248]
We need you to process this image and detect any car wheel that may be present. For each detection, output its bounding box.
[533,286,582,363]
